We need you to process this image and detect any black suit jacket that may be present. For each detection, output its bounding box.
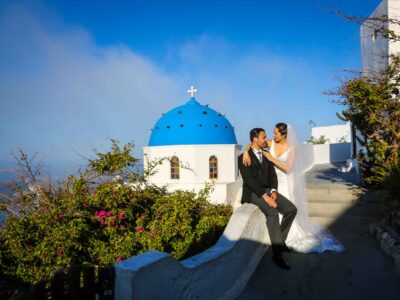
[238,149,278,204]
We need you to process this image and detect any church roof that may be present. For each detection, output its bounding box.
[148,92,237,146]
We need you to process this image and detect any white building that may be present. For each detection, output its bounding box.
[143,87,243,206]
[361,0,400,77]
[357,0,400,158]
[310,122,351,144]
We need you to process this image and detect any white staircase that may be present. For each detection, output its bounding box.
[305,164,385,231]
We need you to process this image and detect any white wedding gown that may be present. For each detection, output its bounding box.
[271,141,344,253]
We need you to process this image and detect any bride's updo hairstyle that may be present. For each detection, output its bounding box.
[275,123,288,138]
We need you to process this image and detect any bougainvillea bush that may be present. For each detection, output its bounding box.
[0,140,232,296]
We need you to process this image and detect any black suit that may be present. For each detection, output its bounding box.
[238,149,297,255]
[239,149,278,204]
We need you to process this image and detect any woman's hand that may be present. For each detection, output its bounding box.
[263,151,273,161]
[243,151,252,166]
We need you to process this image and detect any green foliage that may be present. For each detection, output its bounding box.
[336,136,348,143]
[307,135,329,144]
[329,55,400,186]
[382,162,400,209]
[0,141,232,297]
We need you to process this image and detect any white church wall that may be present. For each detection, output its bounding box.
[143,144,243,205]
[143,145,197,184]
[154,182,229,205]
[143,144,241,184]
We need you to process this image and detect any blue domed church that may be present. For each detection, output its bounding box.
[143,87,243,206]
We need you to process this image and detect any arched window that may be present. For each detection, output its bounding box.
[170,156,180,179]
[209,155,218,179]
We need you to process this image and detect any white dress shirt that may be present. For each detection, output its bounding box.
[251,146,278,197]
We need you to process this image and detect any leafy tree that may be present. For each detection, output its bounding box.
[327,11,400,186]
[0,140,232,297]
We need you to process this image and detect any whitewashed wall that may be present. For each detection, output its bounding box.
[299,143,352,172]
[143,144,242,204]
[311,122,351,143]
[143,145,241,184]
[361,0,400,77]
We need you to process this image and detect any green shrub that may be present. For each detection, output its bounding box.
[329,55,400,186]
[382,162,400,208]
[307,135,329,144]
[0,141,232,297]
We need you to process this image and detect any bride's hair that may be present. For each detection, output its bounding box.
[275,123,288,138]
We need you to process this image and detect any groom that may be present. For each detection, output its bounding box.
[238,128,297,270]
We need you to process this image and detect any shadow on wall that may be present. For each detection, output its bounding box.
[329,143,351,163]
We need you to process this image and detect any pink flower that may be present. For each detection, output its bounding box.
[98,210,107,217]
[115,257,123,262]
[135,226,145,232]
[105,212,112,217]
[56,249,64,255]
[118,211,126,219]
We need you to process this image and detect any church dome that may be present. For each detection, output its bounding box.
[148,89,237,146]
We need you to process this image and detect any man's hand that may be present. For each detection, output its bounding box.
[271,192,277,201]
[263,194,277,208]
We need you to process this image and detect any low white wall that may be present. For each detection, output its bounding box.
[299,143,352,172]
[299,143,315,172]
[311,122,351,143]
[114,204,269,300]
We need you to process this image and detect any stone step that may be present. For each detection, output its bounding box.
[307,200,385,217]
[307,215,374,232]
[308,215,381,233]
[305,188,361,202]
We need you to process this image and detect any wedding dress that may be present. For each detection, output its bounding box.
[272,125,345,253]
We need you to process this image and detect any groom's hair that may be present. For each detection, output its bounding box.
[250,128,265,142]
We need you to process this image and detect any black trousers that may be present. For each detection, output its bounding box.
[250,192,297,255]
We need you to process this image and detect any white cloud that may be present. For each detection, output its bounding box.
[0,3,183,173]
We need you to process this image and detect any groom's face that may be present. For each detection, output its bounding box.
[254,131,267,148]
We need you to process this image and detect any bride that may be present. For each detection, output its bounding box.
[243,123,344,253]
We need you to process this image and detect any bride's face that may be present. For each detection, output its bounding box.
[273,127,286,143]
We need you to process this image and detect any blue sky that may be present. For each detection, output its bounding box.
[0,0,380,177]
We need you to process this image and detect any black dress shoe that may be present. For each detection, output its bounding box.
[272,254,290,270]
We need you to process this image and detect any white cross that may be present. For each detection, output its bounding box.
[187,86,197,98]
